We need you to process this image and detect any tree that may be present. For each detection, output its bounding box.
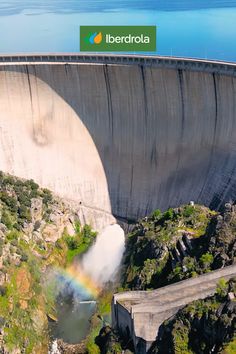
[74,220,81,234]
[152,209,162,220]
[183,205,195,218]
[216,278,228,298]
[65,236,79,250]
[21,253,28,262]
[82,224,97,242]
[163,208,174,221]
[1,210,13,229]
[200,253,213,269]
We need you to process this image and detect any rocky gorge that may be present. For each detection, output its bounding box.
[0,171,99,353]
[0,170,236,354]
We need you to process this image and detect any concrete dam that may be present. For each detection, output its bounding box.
[1,54,236,226]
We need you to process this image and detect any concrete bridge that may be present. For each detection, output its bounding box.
[1,54,236,229]
[112,264,236,353]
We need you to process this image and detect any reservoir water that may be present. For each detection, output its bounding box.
[0,1,236,61]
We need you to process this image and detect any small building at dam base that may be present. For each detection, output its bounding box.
[112,264,236,354]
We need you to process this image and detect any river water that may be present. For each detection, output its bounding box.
[50,299,96,344]
[0,1,236,61]
[49,224,125,344]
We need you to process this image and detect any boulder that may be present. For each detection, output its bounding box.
[31,198,43,222]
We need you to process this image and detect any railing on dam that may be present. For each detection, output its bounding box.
[0,53,236,76]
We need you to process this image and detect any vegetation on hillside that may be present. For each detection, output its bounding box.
[61,222,97,264]
[0,171,96,353]
[122,204,218,290]
[0,171,53,230]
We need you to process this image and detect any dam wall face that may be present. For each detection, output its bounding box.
[1,55,236,221]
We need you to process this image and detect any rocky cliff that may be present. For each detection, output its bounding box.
[0,171,95,353]
[122,203,236,290]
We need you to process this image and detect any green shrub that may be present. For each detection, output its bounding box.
[29,189,38,199]
[11,239,18,247]
[3,258,10,267]
[183,205,195,218]
[41,188,53,205]
[82,224,97,241]
[0,193,18,213]
[1,210,13,229]
[21,253,28,262]
[163,208,174,221]
[0,285,7,297]
[216,278,228,298]
[152,209,162,220]
[7,230,20,241]
[223,337,236,354]
[172,323,191,354]
[2,175,15,185]
[27,179,39,191]
[200,253,213,269]
[18,205,31,222]
[75,220,81,234]
[64,224,97,263]
[65,236,80,250]
[170,265,183,281]
[183,256,196,272]
[13,222,21,231]
[17,193,31,207]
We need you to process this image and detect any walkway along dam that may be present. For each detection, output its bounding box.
[1,54,236,226]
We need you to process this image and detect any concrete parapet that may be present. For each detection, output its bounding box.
[0,54,236,77]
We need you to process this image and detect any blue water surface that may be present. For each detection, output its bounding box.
[0,1,236,61]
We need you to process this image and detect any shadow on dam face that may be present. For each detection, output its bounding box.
[1,60,236,221]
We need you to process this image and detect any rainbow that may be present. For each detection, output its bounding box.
[55,264,100,299]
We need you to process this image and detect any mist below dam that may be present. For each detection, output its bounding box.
[48,223,125,345]
[80,224,125,284]
[1,55,236,227]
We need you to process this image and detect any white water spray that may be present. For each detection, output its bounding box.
[80,224,125,284]
[47,224,125,345]
[49,340,60,354]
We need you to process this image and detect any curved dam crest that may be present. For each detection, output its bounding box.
[1,55,236,222]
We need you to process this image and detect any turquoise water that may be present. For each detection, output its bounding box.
[50,299,96,344]
[0,1,236,61]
